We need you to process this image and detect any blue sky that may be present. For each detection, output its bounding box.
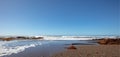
[0,0,119,36]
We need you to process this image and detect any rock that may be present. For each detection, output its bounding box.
[2,38,14,41]
[97,39,108,45]
[67,45,77,49]
[97,38,120,45]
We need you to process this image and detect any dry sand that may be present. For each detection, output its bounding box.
[52,45,120,57]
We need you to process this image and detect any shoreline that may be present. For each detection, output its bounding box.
[0,39,120,57]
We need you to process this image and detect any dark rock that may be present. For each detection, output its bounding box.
[67,45,77,49]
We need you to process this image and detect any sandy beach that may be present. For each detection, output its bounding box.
[52,45,120,57]
[0,39,119,57]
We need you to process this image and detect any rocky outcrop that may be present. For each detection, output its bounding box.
[97,38,120,45]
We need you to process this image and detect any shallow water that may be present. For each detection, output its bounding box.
[0,40,97,57]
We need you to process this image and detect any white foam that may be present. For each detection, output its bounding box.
[36,36,118,40]
[0,41,42,57]
[43,37,94,40]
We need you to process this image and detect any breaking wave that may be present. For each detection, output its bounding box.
[39,36,117,40]
[0,40,42,57]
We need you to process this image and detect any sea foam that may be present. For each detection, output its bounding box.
[0,40,42,57]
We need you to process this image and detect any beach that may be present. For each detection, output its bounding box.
[52,45,120,57]
[0,38,120,57]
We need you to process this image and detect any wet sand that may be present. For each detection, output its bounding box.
[52,45,120,57]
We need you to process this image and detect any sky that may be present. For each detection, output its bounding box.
[0,0,119,36]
